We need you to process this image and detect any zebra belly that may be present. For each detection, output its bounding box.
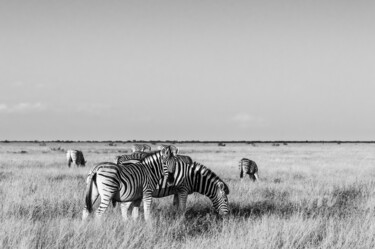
[115,183,144,202]
[152,186,178,198]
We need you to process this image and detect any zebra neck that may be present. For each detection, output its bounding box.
[190,163,218,198]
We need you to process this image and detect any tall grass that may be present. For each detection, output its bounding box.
[1,142,375,248]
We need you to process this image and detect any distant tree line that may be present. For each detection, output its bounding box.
[1,140,375,144]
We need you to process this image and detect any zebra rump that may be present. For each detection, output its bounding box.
[239,158,258,181]
[66,150,86,167]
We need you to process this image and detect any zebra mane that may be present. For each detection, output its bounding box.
[190,162,230,194]
[117,152,150,161]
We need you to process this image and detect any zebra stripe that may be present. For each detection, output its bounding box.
[126,159,230,216]
[82,146,176,221]
[239,158,259,181]
[115,152,150,164]
[66,149,86,167]
[131,144,152,153]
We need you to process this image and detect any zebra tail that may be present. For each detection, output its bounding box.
[85,173,96,213]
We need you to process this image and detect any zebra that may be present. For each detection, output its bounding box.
[125,159,230,216]
[82,145,179,221]
[114,151,150,165]
[239,158,259,181]
[66,149,86,167]
[131,144,151,153]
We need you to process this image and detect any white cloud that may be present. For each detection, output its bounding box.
[231,113,265,128]
[0,102,46,113]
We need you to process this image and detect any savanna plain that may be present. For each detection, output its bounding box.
[1,142,375,249]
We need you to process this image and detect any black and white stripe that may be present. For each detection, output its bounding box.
[125,159,230,216]
[82,146,177,221]
[239,158,259,181]
[114,152,150,165]
[66,149,86,167]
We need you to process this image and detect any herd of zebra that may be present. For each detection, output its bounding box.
[66,144,259,221]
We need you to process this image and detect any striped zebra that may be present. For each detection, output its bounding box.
[66,150,86,167]
[131,144,152,153]
[125,159,230,216]
[82,145,178,221]
[114,151,150,164]
[239,158,259,181]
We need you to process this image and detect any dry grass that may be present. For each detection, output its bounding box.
[1,142,375,249]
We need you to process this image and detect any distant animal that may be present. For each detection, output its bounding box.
[66,150,86,167]
[239,158,259,181]
[131,144,151,153]
[82,145,178,221]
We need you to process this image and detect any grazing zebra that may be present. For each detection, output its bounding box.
[66,150,86,167]
[125,159,230,216]
[82,145,178,221]
[239,158,259,181]
[131,144,151,153]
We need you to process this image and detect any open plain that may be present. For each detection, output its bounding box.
[1,142,375,249]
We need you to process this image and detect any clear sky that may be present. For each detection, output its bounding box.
[1,0,374,140]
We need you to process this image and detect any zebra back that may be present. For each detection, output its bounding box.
[115,152,151,164]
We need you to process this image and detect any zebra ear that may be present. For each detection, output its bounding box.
[160,145,171,159]
[158,144,168,151]
[170,145,179,156]
[217,182,230,194]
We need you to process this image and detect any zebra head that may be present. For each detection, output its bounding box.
[159,145,180,184]
[212,181,230,215]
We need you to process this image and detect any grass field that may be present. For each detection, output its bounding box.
[1,142,375,249]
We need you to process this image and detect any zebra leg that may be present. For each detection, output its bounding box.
[120,202,132,221]
[131,199,142,220]
[95,182,117,220]
[142,192,153,221]
[82,192,99,220]
[173,194,179,208]
[177,192,188,212]
[82,175,100,220]
[240,168,243,179]
[253,172,259,181]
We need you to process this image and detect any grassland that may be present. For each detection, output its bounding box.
[1,142,375,249]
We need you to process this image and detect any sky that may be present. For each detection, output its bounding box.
[1,0,375,141]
